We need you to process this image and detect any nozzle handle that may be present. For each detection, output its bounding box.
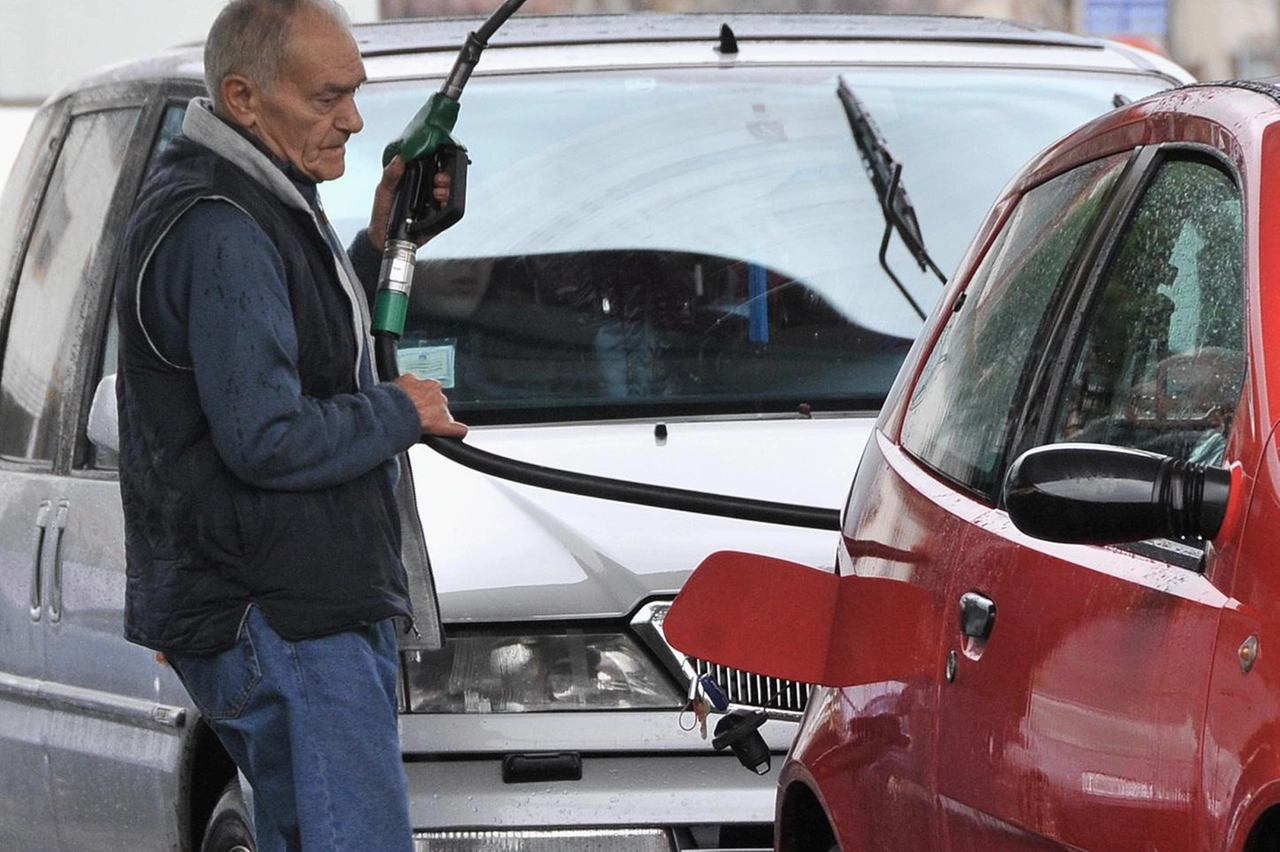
[382,93,461,167]
[372,149,470,338]
[408,145,469,243]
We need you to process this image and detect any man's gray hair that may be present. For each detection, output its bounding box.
[204,0,352,108]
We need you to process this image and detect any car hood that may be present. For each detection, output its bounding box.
[408,415,871,623]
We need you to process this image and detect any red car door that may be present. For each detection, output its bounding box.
[932,150,1246,851]
[939,520,1228,851]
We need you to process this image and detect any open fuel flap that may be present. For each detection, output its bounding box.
[663,550,935,689]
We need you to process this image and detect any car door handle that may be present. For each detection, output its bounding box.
[29,499,51,621]
[959,591,996,640]
[46,500,69,624]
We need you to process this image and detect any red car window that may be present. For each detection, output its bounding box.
[900,152,1130,496]
[1053,157,1245,469]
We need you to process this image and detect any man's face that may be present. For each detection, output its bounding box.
[245,8,366,181]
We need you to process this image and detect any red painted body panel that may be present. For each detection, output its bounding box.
[1200,427,1280,852]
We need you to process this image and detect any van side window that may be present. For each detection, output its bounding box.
[0,107,55,303]
[900,152,1129,496]
[152,104,186,162]
[0,108,139,463]
[83,103,188,472]
[1052,158,1245,464]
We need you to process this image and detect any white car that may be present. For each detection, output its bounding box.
[0,12,1191,852]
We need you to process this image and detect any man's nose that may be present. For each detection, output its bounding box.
[337,97,364,134]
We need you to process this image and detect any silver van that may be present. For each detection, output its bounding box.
[0,13,1191,852]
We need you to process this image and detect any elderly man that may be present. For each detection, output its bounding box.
[113,1,465,849]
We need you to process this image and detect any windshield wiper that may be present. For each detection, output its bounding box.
[837,79,947,320]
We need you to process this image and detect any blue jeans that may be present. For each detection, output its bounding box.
[170,605,413,852]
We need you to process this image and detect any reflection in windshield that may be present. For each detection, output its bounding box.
[326,66,1172,423]
[395,249,910,423]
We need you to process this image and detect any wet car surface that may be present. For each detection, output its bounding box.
[0,12,1191,852]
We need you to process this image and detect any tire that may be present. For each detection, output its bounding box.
[200,780,255,852]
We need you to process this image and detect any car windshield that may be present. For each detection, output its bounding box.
[328,65,1171,424]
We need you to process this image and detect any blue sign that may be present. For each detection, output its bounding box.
[1085,0,1167,35]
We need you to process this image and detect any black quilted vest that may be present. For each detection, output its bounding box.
[116,133,411,654]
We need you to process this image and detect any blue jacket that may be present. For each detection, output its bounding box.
[116,100,425,654]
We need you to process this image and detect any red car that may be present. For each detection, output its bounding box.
[665,79,1280,852]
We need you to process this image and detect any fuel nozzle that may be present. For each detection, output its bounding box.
[373,97,470,340]
[372,0,526,344]
[373,141,468,340]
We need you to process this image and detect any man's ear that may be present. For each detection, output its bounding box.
[219,75,258,129]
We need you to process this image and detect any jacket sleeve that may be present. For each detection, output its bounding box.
[347,228,382,303]
[146,199,422,491]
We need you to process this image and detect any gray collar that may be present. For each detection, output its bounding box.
[181,97,374,389]
[182,97,313,216]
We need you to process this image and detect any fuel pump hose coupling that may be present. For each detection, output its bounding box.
[374,238,418,337]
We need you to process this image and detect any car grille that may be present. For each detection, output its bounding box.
[631,601,814,720]
[687,657,813,716]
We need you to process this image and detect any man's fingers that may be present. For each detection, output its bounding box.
[381,154,406,188]
[431,171,451,204]
[393,374,468,437]
[368,157,410,252]
[429,418,469,439]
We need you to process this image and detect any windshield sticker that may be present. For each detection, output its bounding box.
[397,339,457,388]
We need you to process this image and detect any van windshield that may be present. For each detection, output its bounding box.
[328,66,1170,424]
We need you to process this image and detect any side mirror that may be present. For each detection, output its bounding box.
[1004,443,1232,545]
[87,373,119,454]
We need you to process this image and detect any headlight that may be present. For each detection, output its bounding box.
[403,629,685,713]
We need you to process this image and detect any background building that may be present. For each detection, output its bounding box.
[0,0,377,104]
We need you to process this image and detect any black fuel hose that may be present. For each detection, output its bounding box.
[374,333,842,531]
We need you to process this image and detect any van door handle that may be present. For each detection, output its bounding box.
[959,591,996,640]
[30,500,51,621]
[46,500,69,623]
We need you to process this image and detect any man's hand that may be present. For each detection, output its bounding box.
[368,156,451,253]
[393,374,468,438]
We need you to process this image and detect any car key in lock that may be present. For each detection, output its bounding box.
[697,673,729,712]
